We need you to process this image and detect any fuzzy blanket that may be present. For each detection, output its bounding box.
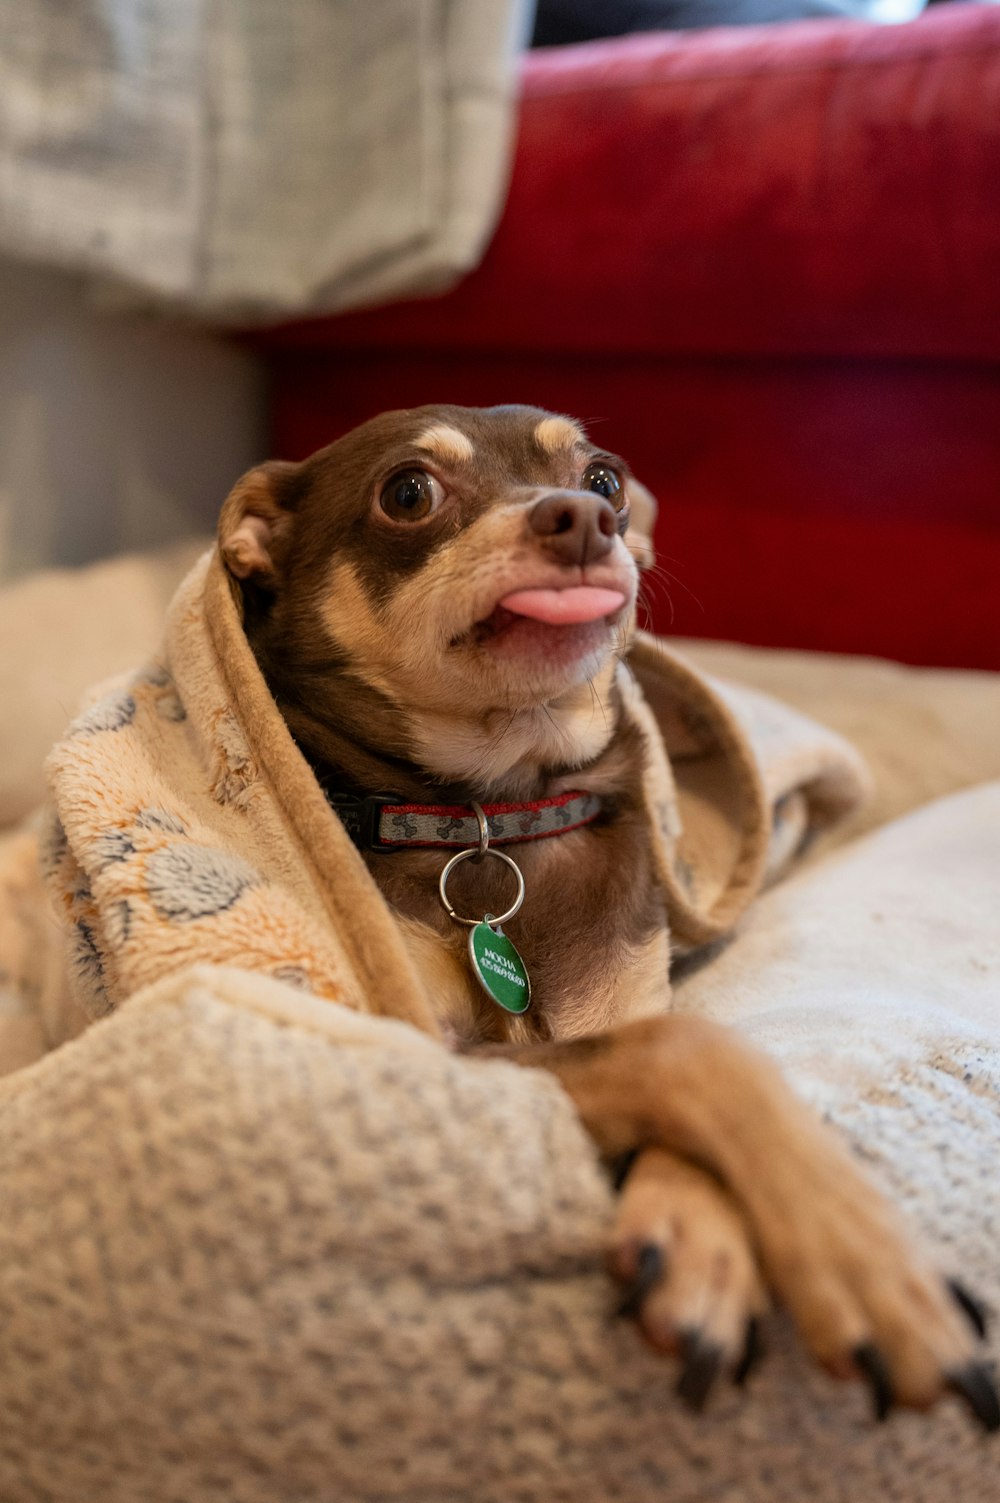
[4,550,998,1501]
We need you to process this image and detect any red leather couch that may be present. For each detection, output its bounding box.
[261,3,1000,669]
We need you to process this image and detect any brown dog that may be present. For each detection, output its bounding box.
[219,403,997,1427]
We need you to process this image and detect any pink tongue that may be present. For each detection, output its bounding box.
[498,586,627,625]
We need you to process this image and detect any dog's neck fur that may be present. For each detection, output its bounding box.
[254,613,626,804]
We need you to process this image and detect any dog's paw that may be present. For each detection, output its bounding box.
[750,1137,998,1431]
[608,1147,768,1410]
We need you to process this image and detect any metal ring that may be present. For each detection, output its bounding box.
[470,800,490,862]
[438,847,525,928]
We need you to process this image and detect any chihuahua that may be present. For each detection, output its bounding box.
[219,403,997,1427]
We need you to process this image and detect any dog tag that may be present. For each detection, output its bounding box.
[469,921,531,1014]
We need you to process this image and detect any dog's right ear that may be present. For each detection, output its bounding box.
[218,460,302,583]
[624,477,658,571]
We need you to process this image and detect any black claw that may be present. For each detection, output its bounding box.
[609,1148,641,1192]
[947,1279,990,1340]
[615,1243,664,1320]
[947,1364,1000,1434]
[733,1316,766,1388]
[853,1342,895,1423]
[677,1331,723,1413]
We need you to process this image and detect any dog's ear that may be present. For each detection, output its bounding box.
[218,460,302,583]
[624,478,657,571]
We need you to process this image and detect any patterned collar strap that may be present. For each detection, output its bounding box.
[325,788,603,852]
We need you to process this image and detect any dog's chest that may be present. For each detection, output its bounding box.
[367,815,670,1043]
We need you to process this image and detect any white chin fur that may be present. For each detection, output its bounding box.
[404,658,622,795]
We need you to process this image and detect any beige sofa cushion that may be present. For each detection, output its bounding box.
[0,540,206,826]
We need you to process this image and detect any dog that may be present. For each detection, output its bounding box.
[219,402,997,1427]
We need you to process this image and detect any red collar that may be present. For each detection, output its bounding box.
[323,788,602,852]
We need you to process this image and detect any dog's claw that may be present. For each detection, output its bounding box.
[947,1364,1000,1433]
[732,1316,766,1388]
[615,1242,664,1319]
[853,1342,895,1423]
[610,1148,641,1192]
[947,1279,990,1340]
[677,1331,723,1413]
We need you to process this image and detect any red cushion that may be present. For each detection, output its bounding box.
[267,4,1000,363]
[270,347,1000,669]
[260,5,1000,669]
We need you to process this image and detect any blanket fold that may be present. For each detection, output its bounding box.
[0,1,530,318]
[1,550,868,1071]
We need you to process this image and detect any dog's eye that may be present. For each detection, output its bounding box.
[379,469,444,522]
[582,463,624,508]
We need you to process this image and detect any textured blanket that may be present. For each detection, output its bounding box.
[2,550,999,1502]
[0,1,528,318]
[1,548,867,1064]
[1,787,998,1501]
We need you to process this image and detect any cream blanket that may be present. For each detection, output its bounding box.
[0,1,529,318]
[3,551,998,1501]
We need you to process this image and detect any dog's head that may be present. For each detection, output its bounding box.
[219,404,657,792]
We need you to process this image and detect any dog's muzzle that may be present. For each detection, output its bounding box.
[529,491,619,568]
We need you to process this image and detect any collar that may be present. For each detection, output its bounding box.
[323,788,603,852]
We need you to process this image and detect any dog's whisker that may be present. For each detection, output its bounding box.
[540,701,572,750]
[642,562,703,618]
[635,585,658,633]
[590,677,611,738]
[631,568,679,631]
[492,707,525,750]
[585,678,601,736]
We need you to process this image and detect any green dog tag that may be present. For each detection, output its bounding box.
[469,921,531,1014]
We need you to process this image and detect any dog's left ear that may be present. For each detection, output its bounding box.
[624,478,657,571]
[218,460,302,583]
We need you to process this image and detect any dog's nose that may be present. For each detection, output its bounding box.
[529,491,618,566]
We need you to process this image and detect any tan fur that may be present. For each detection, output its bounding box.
[609,1148,767,1358]
[624,478,658,571]
[218,462,299,580]
[534,415,586,455]
[319,560,404,706]
[415,423,476,466]
[394,914,481,1046]
[508,1014,977,1408]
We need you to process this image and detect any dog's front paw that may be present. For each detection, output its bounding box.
[608,1148,768,1411]
[751,1135,998,1431]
